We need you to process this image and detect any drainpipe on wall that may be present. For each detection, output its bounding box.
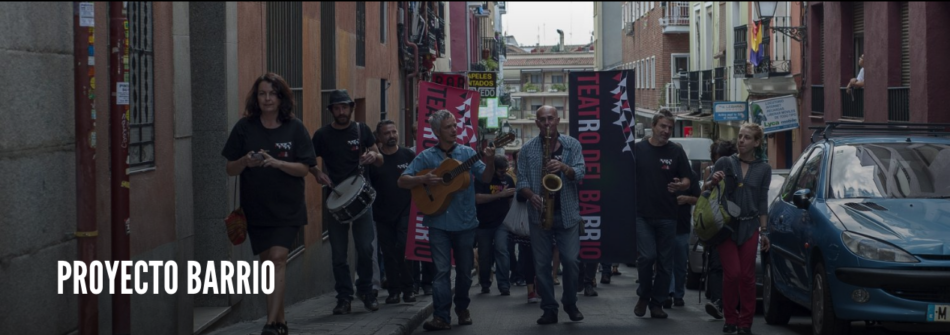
[404,1,420,147]
[73,2,98,334]
[109,2,131,334]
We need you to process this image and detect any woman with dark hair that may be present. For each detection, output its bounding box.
[222,72,316,335]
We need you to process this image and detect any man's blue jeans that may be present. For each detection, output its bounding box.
[635,216,676,308]
[476,225,510,291]
[530,213,579,313]
[669,233,690,299]
[429,227,476,323]
[327,208,377,302]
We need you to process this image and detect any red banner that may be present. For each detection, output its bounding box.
[405,81,480,262]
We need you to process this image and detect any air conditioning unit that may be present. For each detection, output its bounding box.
[624,22,635,36]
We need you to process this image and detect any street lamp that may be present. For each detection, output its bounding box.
[502,120,511,134]
[755,1,806,42]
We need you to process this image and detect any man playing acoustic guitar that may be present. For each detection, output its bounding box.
[398,109,495,331]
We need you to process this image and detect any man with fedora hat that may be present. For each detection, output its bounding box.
[310,89,386,314]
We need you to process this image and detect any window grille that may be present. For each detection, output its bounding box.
[129,2,155,170]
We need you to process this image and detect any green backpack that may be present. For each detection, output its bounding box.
[692,157,741,246]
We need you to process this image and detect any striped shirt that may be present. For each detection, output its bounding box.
[515,135,586,229]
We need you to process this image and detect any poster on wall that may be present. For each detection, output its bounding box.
[749,95,799,134]
[568,70,637,264]
[468,71,497,98]
[405,81,481,262]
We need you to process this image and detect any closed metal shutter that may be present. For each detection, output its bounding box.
[853,3,864,35]
[900,2,910,87]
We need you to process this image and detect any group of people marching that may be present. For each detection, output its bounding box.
[222,73,772,335]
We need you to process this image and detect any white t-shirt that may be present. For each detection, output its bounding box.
[857,68,865,82]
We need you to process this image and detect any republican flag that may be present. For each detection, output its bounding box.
[749,21,764,67]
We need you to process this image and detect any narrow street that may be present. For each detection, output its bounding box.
[409,264,948,335]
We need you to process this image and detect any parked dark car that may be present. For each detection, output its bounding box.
[762,123,950,335]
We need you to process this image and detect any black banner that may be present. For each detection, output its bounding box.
[569,70,637,264]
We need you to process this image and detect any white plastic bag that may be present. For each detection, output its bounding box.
[502,200,530,236]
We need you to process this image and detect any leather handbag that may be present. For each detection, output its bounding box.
[224,177,247,245]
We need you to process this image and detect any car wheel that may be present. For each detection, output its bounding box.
[763,262,792,325]
[685,256,702,290]
[812,262,851,335]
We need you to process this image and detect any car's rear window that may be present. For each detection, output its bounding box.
[829,143,950,199]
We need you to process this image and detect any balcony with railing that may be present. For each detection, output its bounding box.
[481,37,499,61]
[811,85,824,115]
[888,87,910,122]
[660,2,689,33]
[734,25,749,78]
[840,87,864,119]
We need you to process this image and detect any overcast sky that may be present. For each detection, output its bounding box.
[502,2,594,47]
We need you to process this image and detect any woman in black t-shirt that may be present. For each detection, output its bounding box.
[222,73,317,335]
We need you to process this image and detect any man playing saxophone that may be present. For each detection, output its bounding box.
[516,106,586,325]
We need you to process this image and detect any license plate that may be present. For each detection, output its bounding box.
[927,304,950,322]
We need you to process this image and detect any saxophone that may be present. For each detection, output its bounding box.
[540,124,562,230]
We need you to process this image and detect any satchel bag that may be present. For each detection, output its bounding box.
[224,177,247,245]
[502,198,530,236]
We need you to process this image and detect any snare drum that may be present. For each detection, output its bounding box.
[326,174,376,224]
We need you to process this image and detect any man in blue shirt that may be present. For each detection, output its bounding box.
[398,109,495,331]
[517,106,586,325]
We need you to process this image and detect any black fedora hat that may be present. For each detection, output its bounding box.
[326,89,355,109]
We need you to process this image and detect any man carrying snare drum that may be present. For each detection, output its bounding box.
[310,89,385,315]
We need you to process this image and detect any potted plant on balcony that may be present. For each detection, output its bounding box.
[524,82,538,93]
[552,83,567,92]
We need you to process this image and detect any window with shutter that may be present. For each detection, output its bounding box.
[853,2,864,77]
[900,2,910,87]
[819,18,825,84]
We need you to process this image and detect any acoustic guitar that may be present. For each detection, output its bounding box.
[412,132,516,215]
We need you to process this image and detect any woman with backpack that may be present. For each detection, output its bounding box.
[705,123,771,334]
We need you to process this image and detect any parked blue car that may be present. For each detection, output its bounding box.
[762,123,950,335]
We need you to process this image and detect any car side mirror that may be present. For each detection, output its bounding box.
[793,189,813,210]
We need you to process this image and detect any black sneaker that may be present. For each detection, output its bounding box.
[565,304,584,321]
[722,324,737,333]
[385,293,401,304]
[403,291,417,302]
[422,316,452,331]
[332,299,351,315]
[274,322,288,335]
[260,323,279,335]
[673,298,685,307]
[649,306,668,319]
[584,284,598,297]
[481,286,490,294]
[537,310,558,325]
[455,309,473,325]
[705,300,724,319]
[737,327,752,334]
[500,288,511,296]
[634,298,648,317]
[600,274,611,284]
[662,298,672,309]
[361,292,379,312]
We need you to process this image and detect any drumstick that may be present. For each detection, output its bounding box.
[327,185,343,197]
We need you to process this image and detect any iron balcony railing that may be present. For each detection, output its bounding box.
[687,71,699,106]
[888,87,910,122]
[481,37,498,61]
[700,70,712,105]
[841,87,864,119]
[811,85,824,115]
[734,25,748,78]
[660,2,690,26]
[714,67,725,101]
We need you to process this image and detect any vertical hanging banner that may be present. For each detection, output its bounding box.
[569,70,638,263]
[405,81,481,262]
